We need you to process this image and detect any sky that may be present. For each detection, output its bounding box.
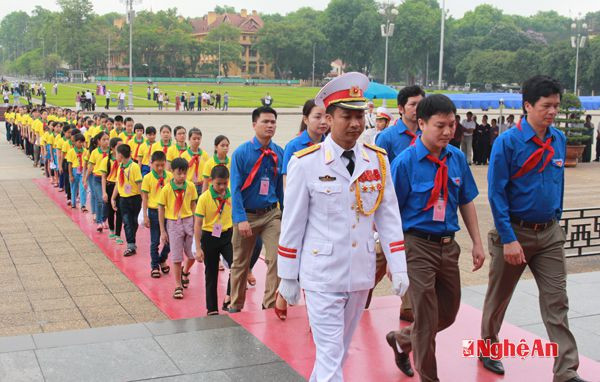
[0,0,598,21]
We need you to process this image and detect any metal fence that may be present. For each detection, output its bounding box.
[560,207,600,257]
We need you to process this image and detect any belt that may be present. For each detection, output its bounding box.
[245,203,278,215]
[406,229,455,244]
[510,216,555,231]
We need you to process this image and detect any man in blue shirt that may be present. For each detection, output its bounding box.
[480,76,586,382]
[375,85,425,163]
[373,85,426,322]
[229,106,284,312]
[387,94,485,380]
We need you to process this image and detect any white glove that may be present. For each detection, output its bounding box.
[278,278,301,305]
[392,272,409,297]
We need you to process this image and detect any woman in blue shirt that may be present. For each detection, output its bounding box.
[281,99,328,185]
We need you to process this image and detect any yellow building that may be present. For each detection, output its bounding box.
[190,9,274,79]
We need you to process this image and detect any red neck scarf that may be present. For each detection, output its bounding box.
[241,145,278,191]
[109,159,119,179]
[188,148,202,180]
[216,197,230,215]
[405,129,418,146]
[423,155,448,211]
[172,180,186,216]
[75,150,83,172]
[511,119,555,179]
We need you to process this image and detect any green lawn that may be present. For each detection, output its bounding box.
[25,82,399,109]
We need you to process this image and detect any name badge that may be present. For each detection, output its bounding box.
[124,184,132,194]
[212,223,222,238]
[432,197,446,222]
[259,177,269,196]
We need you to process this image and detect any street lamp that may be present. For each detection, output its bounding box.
[379,2,398,106]
[571,16,588,95]
[122,0,138,110]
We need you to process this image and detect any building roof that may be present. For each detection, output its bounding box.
[190,11,264,35]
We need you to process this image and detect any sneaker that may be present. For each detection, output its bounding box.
[109,234,117,239]
[115,238,124,244]
[96,224,103,233]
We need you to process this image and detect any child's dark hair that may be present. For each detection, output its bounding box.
[173,126,186,136]
[211,164,230,180]
[151,150,167,163]
[106,137,123,175]
[170,157,189,172]
[89,131,108,153]
[70,127,81,136]
[114,115,124,123]
[124,117,134,124]
[134,123,144,132]
[188,127,202,139]
[146,126,156,135]
[213,135,229,153]
[160,124,172,132]
[73,133,85,143]
[416,94,457,122]
[116,143,131,158]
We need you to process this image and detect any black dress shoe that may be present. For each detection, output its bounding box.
[479,356,505,375]
[386,332,414,377]
[566,377,588,382]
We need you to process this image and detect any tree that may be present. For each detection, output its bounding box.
[57,0,95,69]
[201,24,242,77]
[0,11,30,61]
[214,5,235,14]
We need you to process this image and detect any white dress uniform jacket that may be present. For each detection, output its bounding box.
[277,135,407,292]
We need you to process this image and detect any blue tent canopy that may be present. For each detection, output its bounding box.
[445,92,600,110]
[365,82,398,100]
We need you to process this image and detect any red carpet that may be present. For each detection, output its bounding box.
[37,178,600,381]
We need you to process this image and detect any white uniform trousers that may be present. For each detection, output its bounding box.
[305,290,370,382]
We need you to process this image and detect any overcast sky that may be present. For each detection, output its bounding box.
[0,0,598,21]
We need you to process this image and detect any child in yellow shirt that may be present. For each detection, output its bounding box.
[139,126,157,176]
[202,135,230,192]
[111,143,143,256]
[194,165,233,315]
[158,157,198,299]
[141,151,172,278]
[66,133,87,211]
[128,123,146,164]
[85,131,110,231]
[101,138,124,243]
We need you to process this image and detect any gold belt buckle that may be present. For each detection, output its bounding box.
[441,236,452,244]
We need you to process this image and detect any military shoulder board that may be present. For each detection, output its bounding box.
[363,143,387,155]
[294,144,322,158]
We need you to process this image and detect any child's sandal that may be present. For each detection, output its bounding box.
[151,268,161,278]
[173,287,184,299]
[181,271,190,288]
[160,263,170,274]
[123,248,136,257]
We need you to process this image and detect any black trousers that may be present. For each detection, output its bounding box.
[201,229,233,313]
[62,161,71,202]
[119,194,142,246]
[104,182,122,235]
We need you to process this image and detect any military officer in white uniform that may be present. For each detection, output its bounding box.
[277,72,409,382]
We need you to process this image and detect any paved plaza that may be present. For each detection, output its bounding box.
[0,114,599,380]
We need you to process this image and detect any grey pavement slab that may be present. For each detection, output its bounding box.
[144,315,238,336]
[0,334,35,353]
[32,322,153,349]
[155,326,280,374]
[139,370,233,382]
[35,337,181,382]
[223,361,306,382]
[0,350,43,382]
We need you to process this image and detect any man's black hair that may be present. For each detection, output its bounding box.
[151,150,166,162]
[416,94,457,122]
[522,75,562,114]
[252,106,277,123]
[211,164,230,180]
[397,85,426,108]
[116,143,131,158]
[171,157,189,172]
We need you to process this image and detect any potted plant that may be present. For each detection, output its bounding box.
[554,93,591,167]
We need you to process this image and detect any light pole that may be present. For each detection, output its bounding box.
[123,0,136,110]
[312,43,316,87]
[438,0,446,90]
[571,16,588,95]
[379,2,398,106]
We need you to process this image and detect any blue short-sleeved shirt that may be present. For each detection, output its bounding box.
[281,130,324,175]
[230,137,284,223]
[488,118,566,244]
[375,119,422,163]
[391,138,479,234]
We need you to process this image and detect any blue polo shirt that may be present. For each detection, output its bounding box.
[231,137,284,223]
[488,118,566,244]
[281,130,324,175]
[375,119,422,163]
[391,138,478,234]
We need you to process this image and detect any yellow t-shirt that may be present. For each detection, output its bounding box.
[128,138,146,162]
[150,141,173,162]
[99,156,120,183]
[166,144,188,162]
[53,135,64,150]
[66,147,85,170]
[167,145,209,183]
[116,160,143,197]
[141,170,173,209]
[87,147,109,176]
[62,139,73,154]
[31,119,43,137]
[202,155,231,179]
[140,141,155,166]
[194,186,233,232]
[119,132,135,144]
[109,128,124,139]
[158,180,198,220]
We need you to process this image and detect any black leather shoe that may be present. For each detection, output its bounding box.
[386,332,414,377]
[479,356,505,375]
[566,377,588,382]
